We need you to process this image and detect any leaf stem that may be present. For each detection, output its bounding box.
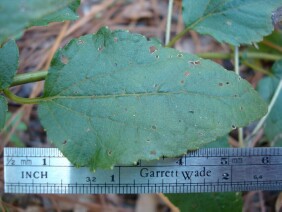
[3,89,43,104]
[197,52,282,61]
[234,46,244,147]
[248,78,282,142]
[166,27,191,47]
[241,60,270,75]
[234,46,240,75]
[261,40,282,53]
[10,70,47,87]
[165,0,174,45]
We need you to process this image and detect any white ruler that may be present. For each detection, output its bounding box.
[4,147,282,194]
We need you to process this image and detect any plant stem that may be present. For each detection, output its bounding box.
[10,70,47,87]
[234,46,244,147]
[241,60,270,75]
[3,89,43,104]
[197,52,282,61]
[165,0,174,45]
[248,78,282,142]
[7,51,280,88]
[166,27,191,47]
[261,40,282,53]
[234,46,240,75]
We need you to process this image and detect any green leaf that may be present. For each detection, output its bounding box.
[247,31,282,56]
[0,0,80,45]
[272,59,282,79]
[166,193,242,212]
[257,60,282,146]
[0,95,8,130]
[38,27,267,170]
[202,135,229,148]
[182,0,281,45]
[30,1,80,26]
[0,40,19,89]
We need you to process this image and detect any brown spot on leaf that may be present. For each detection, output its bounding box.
[152,125,157,130]
[149,46,157,53]
[60,55,69,64]
[218,82,223,86]
[98,46,104,51]
[180,80,184,84]
[63,140,67,144]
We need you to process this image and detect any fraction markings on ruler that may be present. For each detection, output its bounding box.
[4,147,282,194]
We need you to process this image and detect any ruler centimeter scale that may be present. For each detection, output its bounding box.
[4,147,282,194]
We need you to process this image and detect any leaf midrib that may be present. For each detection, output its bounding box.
[41,89,246,102]
[188,0,263,30]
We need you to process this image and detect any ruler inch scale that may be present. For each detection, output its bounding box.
[4,147,282,194]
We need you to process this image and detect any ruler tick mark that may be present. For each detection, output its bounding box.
[4,147,282,194]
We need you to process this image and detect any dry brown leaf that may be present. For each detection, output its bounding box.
[275,192,282,212]
[135,194,157,212]
[122,0,153,20]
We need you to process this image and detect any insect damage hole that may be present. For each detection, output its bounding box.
[153,84,159,88]
[107,150,112,156]
[98,46,104,51]
[77,39,85,45]
[189,60,200,65]
[231,125,236,129]
[226,20,232,26]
